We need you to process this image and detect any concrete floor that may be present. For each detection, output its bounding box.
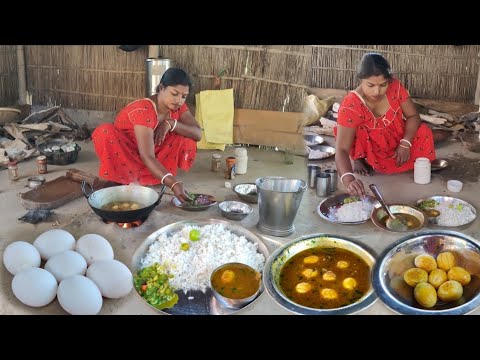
[1,137,479,315]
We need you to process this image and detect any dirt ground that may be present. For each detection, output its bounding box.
[437,152,480,183]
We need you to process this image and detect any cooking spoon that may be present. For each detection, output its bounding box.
[369,184,408,232]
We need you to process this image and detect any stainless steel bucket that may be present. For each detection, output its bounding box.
[145,58,174,97]
[256,177,307,237]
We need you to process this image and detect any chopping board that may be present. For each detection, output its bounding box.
[20,169,108,210]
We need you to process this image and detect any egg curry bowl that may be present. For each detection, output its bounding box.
[373,230,480,315]
[263,234,377,315]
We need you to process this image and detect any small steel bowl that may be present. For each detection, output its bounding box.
[373,230,480,315]
[27,176,46,189]
[210,262,262,309]
[232,183,258,204]
[371,204,427,233]
[219,201,252,221]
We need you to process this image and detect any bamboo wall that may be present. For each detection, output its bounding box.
[25,45,147,112]
[24,45,309,113]
[4,45,478,111]
[0,45,18,106]
[310,45,480,103]
[156,45,310,112]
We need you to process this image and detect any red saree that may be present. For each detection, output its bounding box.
[92,99,196,185]
[336,79,435,174]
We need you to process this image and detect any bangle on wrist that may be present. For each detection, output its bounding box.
[164,120,173,130]
[170,180,182,191]
[170,119,178,132]
[399,144,411,149]
[160,173,173,185]
[340,172,356,186]
[400,138,412,147]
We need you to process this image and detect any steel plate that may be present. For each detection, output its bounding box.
[170,193,217,211]
[131,219,269,315]
[373,230,480,315]
[317,193,380,225]
[263,233,377,315]
[416,195,477,228]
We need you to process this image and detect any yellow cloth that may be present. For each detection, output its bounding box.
[196,89,234,151]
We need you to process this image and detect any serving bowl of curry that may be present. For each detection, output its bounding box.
[263,234,377,315]
[210,262,262,309]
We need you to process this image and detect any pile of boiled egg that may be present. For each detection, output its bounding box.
[3,229,133,315]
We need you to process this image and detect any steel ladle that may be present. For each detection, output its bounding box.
[369,184,408,231]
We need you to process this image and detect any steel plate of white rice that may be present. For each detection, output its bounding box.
[434,199,476,226]
[328,200,375,223]
[140,224,265,293]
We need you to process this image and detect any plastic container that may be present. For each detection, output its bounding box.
[447,180,463,192]
[414,157,431,184]
[234,148,248,174]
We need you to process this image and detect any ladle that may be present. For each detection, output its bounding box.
[369,184,408,232]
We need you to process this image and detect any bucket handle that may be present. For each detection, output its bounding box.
[297,182,307,193]
[81,180,94,198]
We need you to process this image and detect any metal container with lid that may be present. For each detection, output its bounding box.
[8,161,19,181]
[211,154,221,172]
[145,58,174,97]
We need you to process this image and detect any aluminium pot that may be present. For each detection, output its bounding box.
[81,181,166,223]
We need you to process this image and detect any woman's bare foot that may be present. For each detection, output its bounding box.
[353,159,372,176]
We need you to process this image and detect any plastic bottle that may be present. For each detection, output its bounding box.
[414,157,431,184]
[234,148,248,174]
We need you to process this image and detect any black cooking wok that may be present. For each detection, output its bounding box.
[81,181,166,223]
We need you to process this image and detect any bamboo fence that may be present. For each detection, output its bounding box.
[157,45,310,112]
[0,45,18,106]
[310,45,480,103]
[3,45,479,112]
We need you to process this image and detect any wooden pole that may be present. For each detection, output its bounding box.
[475,60,480,106]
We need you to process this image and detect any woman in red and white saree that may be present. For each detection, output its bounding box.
[92,68,201,202]
[335,53,436,196]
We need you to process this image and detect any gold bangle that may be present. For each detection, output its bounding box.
[170,180,182,191]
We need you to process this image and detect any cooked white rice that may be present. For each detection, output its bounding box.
[140,224,265,293]
[434,200,476,226]
[328,200,375,222]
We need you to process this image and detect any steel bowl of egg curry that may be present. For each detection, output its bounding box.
[263,234,377,315]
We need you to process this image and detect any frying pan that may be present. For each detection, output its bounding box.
[81,181,166,223]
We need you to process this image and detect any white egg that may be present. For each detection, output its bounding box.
[12,268,57,307]
[33,229,76,261]
[86,259,133,299]
[3,241,41,275]
[75,234,114,266]
[44,250,87,283]
[57,275,103,315]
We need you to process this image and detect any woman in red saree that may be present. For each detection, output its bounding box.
[335,53,436,196]
[92,68,202,202]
